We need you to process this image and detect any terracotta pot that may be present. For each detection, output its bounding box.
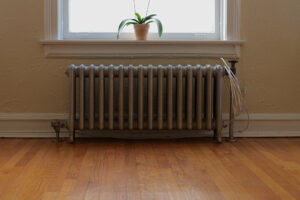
[134,24,150,40]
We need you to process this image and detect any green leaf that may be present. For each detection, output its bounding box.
[142,14,157,23]
[117,18,133,39]
[131,18,140,23]
[153,18,163,37]
[145,20,154,24]
[125,22,138,26]
[135,12,143,23]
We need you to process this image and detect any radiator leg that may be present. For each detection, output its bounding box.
[213,130,219,142]
[227,60,238,142]
[69,118,75,143]
[216,131,222,143]
[213,130,222,143]
[69,128,75,143]
[213,130,216,140]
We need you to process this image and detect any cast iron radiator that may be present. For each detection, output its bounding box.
[66,64,225,142]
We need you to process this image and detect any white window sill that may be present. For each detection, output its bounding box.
[40,40,244,58]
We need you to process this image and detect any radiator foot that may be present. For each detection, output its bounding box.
[226,137,237,142]
[213,131,222,143]
[69,135,75,143]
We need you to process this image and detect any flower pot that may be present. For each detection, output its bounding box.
[134,24,150,40]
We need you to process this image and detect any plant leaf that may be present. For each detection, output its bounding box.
[153,18,163,37]
[117,18,133,39]
[129,18,139,23]
[125,22,138,26]
[135,12,143,23]
[142,14,156,23]
[145,20,154,24]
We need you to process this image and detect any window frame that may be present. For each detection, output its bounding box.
[42,0,243,58]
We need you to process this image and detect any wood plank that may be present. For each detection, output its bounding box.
[0,138,299,200]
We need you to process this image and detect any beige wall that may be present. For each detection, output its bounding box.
[0,0,299,114]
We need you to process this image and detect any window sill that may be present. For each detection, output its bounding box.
[40,40,244,58]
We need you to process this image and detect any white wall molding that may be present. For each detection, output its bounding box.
[0,113,299,138]
[223,113,300,121]
[0,113,68,120]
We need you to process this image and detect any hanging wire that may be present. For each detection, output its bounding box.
[146,0,151,16]
[220,58,250,133]
[133,0,137,14]
[133,0,152,16]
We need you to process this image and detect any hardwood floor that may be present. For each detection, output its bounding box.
[0,138,299,200]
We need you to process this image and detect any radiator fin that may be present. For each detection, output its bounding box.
[79,66,85,130]
[187,66,193,130]
[148,66,153,130]
[167,66,173,130]
[89,67,95,130]
[206,66,213,130]
[128,67,134,130]
[157,66,164,130]
[177,66,183,130]
[138,66,144,130]
[98,67,104,130]
[118,66,124,130]
[108,67,114,130]
[196,66,203,130]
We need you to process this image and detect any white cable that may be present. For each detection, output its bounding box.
[220,58,250,133]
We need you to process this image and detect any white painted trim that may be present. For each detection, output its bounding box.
[44,0,62,40]
[40,40,244,58]
[0,131,69,138]
[0,113,68,120]
[1,131,299,139]
[224,113,300,121]
[0,113,299,138]
[226,0,241,40]
[40,40,243,45]
[43,0,242,58]
[230,131,300,138]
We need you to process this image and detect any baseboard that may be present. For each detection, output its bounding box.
[0,113,299,138]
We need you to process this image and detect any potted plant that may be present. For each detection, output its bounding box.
[117,0,163,40]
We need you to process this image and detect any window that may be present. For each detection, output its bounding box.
[43,0,242,58]
[64,0,221,40]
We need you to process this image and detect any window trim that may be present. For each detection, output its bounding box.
[43,0,243,58]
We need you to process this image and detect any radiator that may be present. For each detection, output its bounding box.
[66,64,225,142]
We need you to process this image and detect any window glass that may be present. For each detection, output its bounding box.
[68,0,216,34]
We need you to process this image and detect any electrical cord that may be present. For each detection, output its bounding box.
[220,58,250,134]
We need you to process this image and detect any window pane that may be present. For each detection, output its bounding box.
[69,0,216,33]
[69,0,132,32]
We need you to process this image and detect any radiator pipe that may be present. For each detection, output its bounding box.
[67,65,218,77]
[228,60,238,142]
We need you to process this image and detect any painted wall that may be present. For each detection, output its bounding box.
[0,0,299,114]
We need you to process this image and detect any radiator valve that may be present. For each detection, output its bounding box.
[51,120,68,142]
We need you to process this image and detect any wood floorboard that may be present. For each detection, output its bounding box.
[0,138,299,200]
